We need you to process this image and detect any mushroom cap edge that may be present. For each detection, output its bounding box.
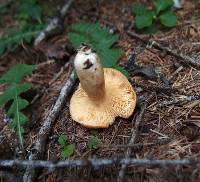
[69,68,137,128]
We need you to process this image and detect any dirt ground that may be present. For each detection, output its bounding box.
[0,0,200,181]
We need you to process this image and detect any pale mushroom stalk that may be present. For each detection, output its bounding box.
[74,47,105,99]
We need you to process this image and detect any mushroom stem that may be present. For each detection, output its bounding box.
[74,47,105,99]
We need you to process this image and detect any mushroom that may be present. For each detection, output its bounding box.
[70,45,137,128]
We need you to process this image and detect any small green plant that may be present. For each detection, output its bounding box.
[88,130,100,150]
[0,25,44,56]
[58,134,74,159]
[0,64,36,148]
[0,0,45,56]
[68,22,129,77]
[19,0,42,24]
[132,0,177,34]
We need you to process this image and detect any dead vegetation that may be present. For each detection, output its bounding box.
[0,0,200,181]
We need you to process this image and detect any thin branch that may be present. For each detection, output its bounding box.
[117,102,147,182]
[133,80,179,93]
[1,158,200,169]
[34,0,74,46]
[127,31,200,69]
[23,70,77,182]
[158,94,200,107]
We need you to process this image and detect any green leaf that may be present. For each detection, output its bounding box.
[11,112,28,129]
[98,49,122,67]
[7,98,29,117]
[61,145,74,159]
[19,0,42,23]
[88,135,99,150]
[58,134,68,147]
[0,63,34,148]
[9,95,29,148]
[114,65,129,78]
[154,0,174,14]
[0,83,31,148]
[142,23,157,34]
[68,22,122,68]
[11,109,28,147]
[135,10,155,29]
[0,83,32,106]
[0,64,36,84]
[159,11,177,27]
[0,25,44,56]
[132,4,146,15]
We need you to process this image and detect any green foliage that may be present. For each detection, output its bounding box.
[88,136,99,149]
[154,0,174,14]
[19,0,42,24]
[88,130,100,150]
[58,134,74,159]
[68,23,121,67]
[132,4,146,15]
[0,0,45,56]
[0,64,36,148]
[0,25,44,56]
[114,65,129,78]
[159,11,177,27]
[68,22,128,77]
[132,0,177,34]
[0,0,13,15]
[135,10,155,29]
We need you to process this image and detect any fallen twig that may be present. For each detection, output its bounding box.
[36,60,55,69]
[34,0,74,46]
[1,158,200,169]
[158,95,200,107]
[23,69,77,182]
[133,80,178,94]
[117,101,147,182]
[127,31,200,68]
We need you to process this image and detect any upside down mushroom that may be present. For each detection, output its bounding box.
[70,45,137,128]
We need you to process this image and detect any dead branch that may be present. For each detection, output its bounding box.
[23,70,77,182]
[133,80,178,93]
[34,0,74,46]
[127,31,200,69]
[117,101,147,182]
[158,94,200,107]
[1,158,200,169]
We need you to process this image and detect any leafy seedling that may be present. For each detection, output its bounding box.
[0,0,45,56]
[88,130,100,150]
[19,0,42,24]
[0,64,36,148]
[58,134,74,159]
[68,22,129,77]
[132,0,177,34]
[0,24,45,56]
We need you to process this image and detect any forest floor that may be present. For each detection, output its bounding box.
[0,0,200,181]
